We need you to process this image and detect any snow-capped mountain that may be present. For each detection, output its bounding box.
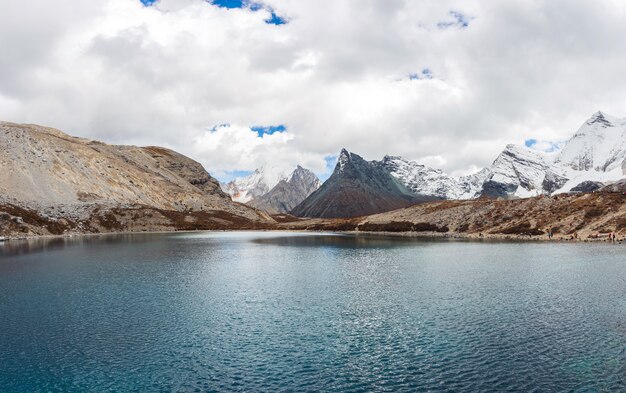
[228,111,626,212]
[479,144,569,198]
[249,166,322,214]
[556,111,626,172]
[480,111,626,198]
[221,165,289,203]
[378,156,487,199]
[378,156,465,199]
[222,165,321,213]
[385,111,626,199]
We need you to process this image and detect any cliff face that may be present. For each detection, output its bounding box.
[0,121,271,236]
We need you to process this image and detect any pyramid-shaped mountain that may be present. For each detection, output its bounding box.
[290,149,436,218]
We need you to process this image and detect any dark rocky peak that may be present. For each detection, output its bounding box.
[587,111,613,127]
[335,148,366,174]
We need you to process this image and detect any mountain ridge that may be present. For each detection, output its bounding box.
[248,166,322,214]
[374,111,626,200]
[222,165,322,213]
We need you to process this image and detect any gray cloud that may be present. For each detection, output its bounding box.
[2,0,626,180]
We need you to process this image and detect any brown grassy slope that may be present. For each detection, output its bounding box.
[0,203,274,238]
[280,192,626,239]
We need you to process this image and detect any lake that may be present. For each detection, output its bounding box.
[1,232,625,391]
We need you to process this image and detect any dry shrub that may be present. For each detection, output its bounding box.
[357,221,449,233]
[584,208,606,219]
[457,223,470,232]
[498,222,544,236]
[0,204,75,235]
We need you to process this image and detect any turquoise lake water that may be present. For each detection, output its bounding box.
[1,232,625,391]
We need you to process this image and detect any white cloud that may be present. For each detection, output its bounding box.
[191,124,327,179]
[2,0,626,181]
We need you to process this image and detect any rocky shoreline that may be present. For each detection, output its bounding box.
[2,191,624,244]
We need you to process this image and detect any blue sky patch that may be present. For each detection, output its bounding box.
[251,125,286,137]
[209,0,288,24]
[140,0,157,6]
[265,10,288,25]
[437,10,472,29]
[524,138,537,148]
[525,139,564,153]
[216,169,253,183]
[212,0,245,8]
[316,155,338,181]
[229,169,254,178]
[409,68,434,80]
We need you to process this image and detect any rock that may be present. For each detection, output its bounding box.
[570,181,605,193]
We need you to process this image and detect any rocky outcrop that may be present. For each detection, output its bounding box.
[291,149,435,218]
[249,166,321,214]
[570,181,605,193]
[601,179,626,193]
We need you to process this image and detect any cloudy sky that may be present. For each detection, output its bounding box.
[2,0,626,181]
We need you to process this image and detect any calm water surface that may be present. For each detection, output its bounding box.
[1,232,625,392]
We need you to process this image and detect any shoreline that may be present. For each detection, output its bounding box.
[1,228,623,245]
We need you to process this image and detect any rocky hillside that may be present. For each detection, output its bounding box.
[281,190,626,240]
[248,166,321,214]
[291,149,436,218]
[0,121,271,237]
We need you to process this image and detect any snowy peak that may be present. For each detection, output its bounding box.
[223,164,321,212]
[586,111,617,127]
[248,165,321,214]
[556,111,626,172]
[481,144,556,198]
[479,111,626,198]
[337,148,353,171]
[288,165,322,188]
[221,165,290,203]
[378,155,474,199]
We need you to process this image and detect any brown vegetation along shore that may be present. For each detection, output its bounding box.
[278,191,626,241]
[2,191,625,241]
[2,188,624,242]
[0,203,273,239]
